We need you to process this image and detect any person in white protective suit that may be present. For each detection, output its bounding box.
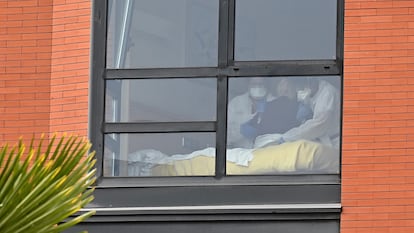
[227,77,275,149]
[254,78,340,149]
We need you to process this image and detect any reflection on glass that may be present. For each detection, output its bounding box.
[107,0,219,68]
[235,0,337,61]
[106,78,217,122]
[104,133,216,177]
[227,76,340,175]
[103,142,115,177]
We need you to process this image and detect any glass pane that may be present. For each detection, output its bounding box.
[104,133,216,177]
[103,134,120,176]
[107,0,219,68]
[227,76,340,175]
[106,78,216,122]
[235,0,337,61]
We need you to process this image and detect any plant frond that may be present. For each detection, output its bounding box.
[0,134,96,233]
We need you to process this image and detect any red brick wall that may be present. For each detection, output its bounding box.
[50,0,90,136]
[0,0,53,144]
[0,0,90,145]
[342,1,414,232]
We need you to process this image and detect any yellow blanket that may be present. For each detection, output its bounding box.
[152,140,338,176]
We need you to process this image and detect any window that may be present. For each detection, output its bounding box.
[90,0,343,214]
[106,0,219,68]
[234,0,337,61]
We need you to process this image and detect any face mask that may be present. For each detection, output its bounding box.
[249,87,267,99]
[297,88,311,102]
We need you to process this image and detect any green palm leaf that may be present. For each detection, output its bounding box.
[0,134,96,233]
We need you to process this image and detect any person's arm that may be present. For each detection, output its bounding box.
[227,96,245,146]
[282,87,336,142]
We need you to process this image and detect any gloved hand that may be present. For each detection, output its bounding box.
[296,103,313,123]
[254,133,283,148]
[240,121,258,140]
[255,100,267,113]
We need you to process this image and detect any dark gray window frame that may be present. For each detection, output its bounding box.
[89,0,344,214]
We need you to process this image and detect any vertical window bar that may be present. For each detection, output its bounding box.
[218,0,230,68]
[216,76,228,179]
[336,0,344,74]
[216,0,230,178]
[90,0,108,179]
[227,0,235,65]
[337,0,344,177]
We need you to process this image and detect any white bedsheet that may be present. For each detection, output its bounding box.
[127,147,254,176]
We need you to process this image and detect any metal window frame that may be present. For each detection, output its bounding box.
[90,0,344,208]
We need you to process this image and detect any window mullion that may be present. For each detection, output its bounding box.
[91,0,108,178]
[216,0,232,179]
[215,76,228,179]
[218,0,230,68]
[227,0,235,64]
[336,0,345,74]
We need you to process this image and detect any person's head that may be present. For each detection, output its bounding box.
[294,77,319,101]
[276,78,296,100]
[248,77,268,100]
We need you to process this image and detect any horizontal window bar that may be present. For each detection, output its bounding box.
[97,174,340,188]
[80,203,341,215]
[229,60,340,77]
[104,122,216,133]
[83,184,340,211]
[106,67,219,79]
[234,60,338,66]
[105,60,340,79]
[70,213,340,223]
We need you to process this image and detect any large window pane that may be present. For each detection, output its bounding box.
[104,133,216,177]
[107,0,219,68]
[106,78,216,122]
[235,0,337,61]
[227,76,340,175]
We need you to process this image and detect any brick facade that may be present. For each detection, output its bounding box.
[0,0,90,145]
[1,0,52,144]
[50,0,90,136]
[342,1,414,232]
[1,1,414,232]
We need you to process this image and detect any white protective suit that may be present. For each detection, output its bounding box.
[255,80,340,149]
[227,92,275,148]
